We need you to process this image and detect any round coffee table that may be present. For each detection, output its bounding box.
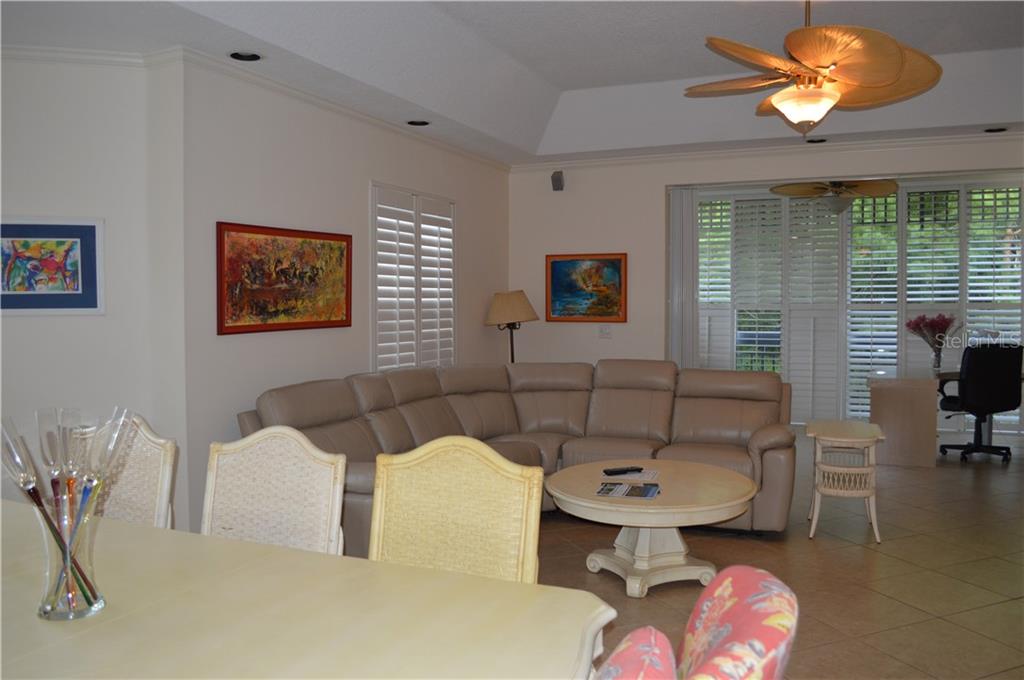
[545,459,757,598]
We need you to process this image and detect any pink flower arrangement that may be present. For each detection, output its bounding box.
[905,313,961,350]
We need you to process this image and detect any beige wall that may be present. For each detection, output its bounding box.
[180,56,509,528]
[508,136,1024,363]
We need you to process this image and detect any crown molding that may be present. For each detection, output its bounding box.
[509,131,1024,173]
[2,45,145,68]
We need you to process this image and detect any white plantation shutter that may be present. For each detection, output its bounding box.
[906,191,960,304]
[372,185,456,370]
[733,199,783,372]
[846,196,899,417]
[697,200,733,368]
[788,199,840,421]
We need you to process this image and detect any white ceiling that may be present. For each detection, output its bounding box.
[3,1,1022,165]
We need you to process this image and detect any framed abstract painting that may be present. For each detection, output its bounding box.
[216,222,352,334]
[546,252,627,322]
[1,218,104,314]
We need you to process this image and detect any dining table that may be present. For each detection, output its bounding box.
[1,500,616,678]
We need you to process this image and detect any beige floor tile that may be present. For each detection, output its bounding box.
[538,532,587,560]
[785,639,932,679]
[863,618,1024,679]
[926,525,1024,557]
[945,600,1024,651]
[791,614,848,651]
[762,526,857,555]
[815,545,925,583]
[867,570,1007,615]
[1004,553,1024,565]
[870,534,993,568]
[681,531,784,566]
[797,583,932,637]
[979,666,1024,679]
[938,558,1024,598]
[815,515,918,545]
[881,503,980,532]
[753,557,860,599]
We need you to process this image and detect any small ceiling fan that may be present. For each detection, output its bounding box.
[686,1,942,133]
[770,178,898,213]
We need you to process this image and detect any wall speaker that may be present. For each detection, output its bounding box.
[551,170,564,192]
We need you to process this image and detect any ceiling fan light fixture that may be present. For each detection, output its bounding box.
[770,85,840,128]
[822,194,856,214]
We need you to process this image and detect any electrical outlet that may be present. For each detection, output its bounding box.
[598,324,612,340]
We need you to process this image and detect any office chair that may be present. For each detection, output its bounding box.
[939,343,1022,462]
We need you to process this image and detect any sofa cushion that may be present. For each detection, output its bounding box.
[439,365,510,394]
[513,392,590,437]
[397,397,465,446]
[671,398,779,447]
[385,367,443,404]
[508,362,593,392]
[366,409,416,453]
[446,393,519,439]
[488,432,572,474]
[675,368,782,402]
[302,419,381,463]
[594,359,677,391]
[348,373,396,413]
[345,460,376,495]
[561,437,662,467]
[256,379,359,429]
[656,442,754,479]
[487,440,543,468]
[586,389,674,442]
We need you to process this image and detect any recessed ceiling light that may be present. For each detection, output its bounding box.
[805,138,827,144]
[407,120,430,127]
[229,52,262,62]
[984,127,1008,133]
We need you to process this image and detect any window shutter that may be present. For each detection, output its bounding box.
[732,199,783,372]
[372,185,456,370]
[847,196,899,417]
[906,191,960,304]
[416,196,456,368]
[697,200,733,368]
[788,199,840,421]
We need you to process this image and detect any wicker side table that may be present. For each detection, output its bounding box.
[805,420,886,543]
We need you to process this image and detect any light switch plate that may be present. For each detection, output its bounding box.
[598,324,612,340]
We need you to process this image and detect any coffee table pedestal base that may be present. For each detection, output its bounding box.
[586,526,716,598]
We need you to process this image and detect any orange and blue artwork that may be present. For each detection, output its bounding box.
[217,222,352,334]
[1,222,101,313]
[546,253,627,322]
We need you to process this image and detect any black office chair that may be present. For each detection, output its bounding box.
[939,343,1022,462]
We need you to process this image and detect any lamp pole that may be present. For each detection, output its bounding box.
[497,322,521,363]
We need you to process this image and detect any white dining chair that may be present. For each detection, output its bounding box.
[202,426,346,555]
[97,414,177,529]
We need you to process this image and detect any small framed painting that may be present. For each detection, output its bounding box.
[1,218,104,314]
[546,252,627,322]
[217,222,352,335]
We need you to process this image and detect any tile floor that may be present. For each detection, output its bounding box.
[537,430,1024,679]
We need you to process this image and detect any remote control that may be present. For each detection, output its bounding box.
[603,466,643,476]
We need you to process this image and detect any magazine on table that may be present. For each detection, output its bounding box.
[596,482,660,499]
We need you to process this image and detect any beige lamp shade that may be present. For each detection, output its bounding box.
[485,290,538,326]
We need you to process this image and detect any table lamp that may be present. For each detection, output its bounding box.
[485,290,538,363]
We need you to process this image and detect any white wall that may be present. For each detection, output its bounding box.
[2,52,510,530]
[508,135,1024,363]
[180,55,510,529]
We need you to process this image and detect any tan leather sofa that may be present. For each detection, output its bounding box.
[237,359,795,557]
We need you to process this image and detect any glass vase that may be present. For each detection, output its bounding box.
[932,347,943,376]
[2,408,135,621]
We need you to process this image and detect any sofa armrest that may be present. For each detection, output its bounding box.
[746,424,795,487]
[237,410,263,437]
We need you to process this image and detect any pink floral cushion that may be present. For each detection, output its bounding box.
[597,626,676,680]
[677,566,799,680]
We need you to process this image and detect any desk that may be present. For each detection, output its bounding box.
[868,378,939,467]
[2,501,616,678]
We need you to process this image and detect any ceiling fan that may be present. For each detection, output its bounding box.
[685,1,942,133]
[770,178,898,213]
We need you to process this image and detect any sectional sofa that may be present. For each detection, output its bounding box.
[237,360,796,557]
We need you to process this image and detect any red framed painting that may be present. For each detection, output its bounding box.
[216,222,352,335]
[545,252,627,322]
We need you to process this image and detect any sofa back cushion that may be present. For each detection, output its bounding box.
[671,369,782,445]
[255,379,381,462]
[385,368,465,446]
[348,373,415,453]
[439,365,519,439]
[508,362,593,436]
[585,360,676,442]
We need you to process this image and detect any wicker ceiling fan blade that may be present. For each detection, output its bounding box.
[706,36,820,78]
[770,183,832,197]
[839,179,899,197]
[686,73,793,97]
[832,46,942,110]
[785,25,904,86]
[755,93,777,116]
